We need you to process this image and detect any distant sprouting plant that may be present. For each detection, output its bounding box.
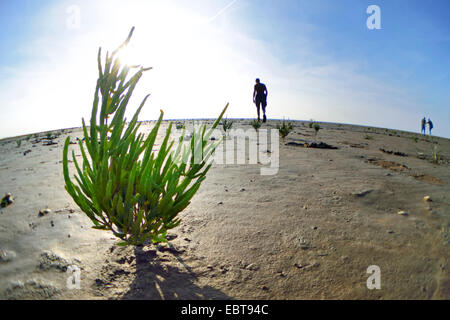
[412,136,419,143]
[1,193,13,208]
[308,119,314,128]
[250,119,261,131]
[175,122,184,130]
[62,27,228,246]
[16,140,22,147]
[431,145,439,164]
[313,123,321,135]
[25,135,32,141]
[222,118,233,132]
[277,119,293,138]
[46,133,52,139]
[364,134,373,140]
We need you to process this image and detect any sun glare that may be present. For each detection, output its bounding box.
[115,46,141,67]
[94,1,250,120]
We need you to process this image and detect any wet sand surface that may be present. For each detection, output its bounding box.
[0,120,449,299]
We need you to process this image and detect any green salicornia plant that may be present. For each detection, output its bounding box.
[250,119,261,131]
[16,140,22,147]
[277,119,293,138]
[62,27,228,246]
[313,123,320,136]
[431,145,439,164]
[222,118,233,132]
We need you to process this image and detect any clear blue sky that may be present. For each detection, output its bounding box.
[1,0,449,138]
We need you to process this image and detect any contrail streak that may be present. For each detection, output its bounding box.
[206,0,239,23]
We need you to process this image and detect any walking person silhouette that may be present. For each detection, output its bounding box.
[253,78,268,122]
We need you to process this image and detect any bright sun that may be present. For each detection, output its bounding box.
[91,1,251,121]
[115,46,140,67]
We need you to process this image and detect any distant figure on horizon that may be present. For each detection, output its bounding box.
[427,118,433,135]
[253,78,268,123]
[421,117,426,135]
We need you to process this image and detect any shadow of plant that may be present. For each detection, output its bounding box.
[118,245,231,300]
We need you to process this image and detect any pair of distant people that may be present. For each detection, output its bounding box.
[421,117,433,135]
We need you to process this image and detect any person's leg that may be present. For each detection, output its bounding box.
[255,101,261,121]
[262,100,267,122]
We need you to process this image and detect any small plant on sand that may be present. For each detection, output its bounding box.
[431,145,439,164]
[1,193,14,208]
[25,135,32,141]
[364,134,373,140]
[308,119,314,128]
[175,122,184,130]
[412,136,419,143]
[222,118,233,132]
[277,119,293,138]
[46,133,52,139]
[250,119,261,131]
[313,123,321,136]
[62,28,228,246]
[16,140,22,147]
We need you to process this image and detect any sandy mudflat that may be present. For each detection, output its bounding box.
[0,120,449,300]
